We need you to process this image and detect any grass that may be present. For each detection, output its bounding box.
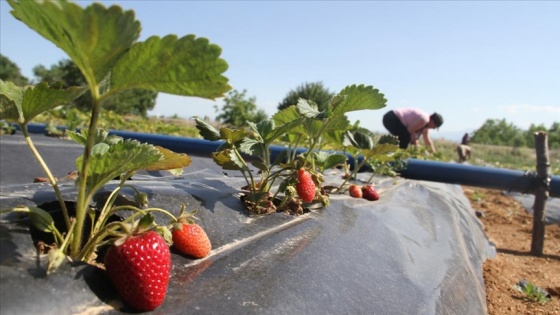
[434,138,560,176]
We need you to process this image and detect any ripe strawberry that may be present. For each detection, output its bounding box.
[348,184,362,198]
[104,230,171,312]
[295,168,316,202]
[361,184,380,201]
[172,222,212,259]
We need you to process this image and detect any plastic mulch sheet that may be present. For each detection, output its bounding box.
[0,168,494,314]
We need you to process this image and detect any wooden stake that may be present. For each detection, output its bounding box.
[530,131,550,256]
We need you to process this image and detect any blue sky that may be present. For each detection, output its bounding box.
[1,1,559,141]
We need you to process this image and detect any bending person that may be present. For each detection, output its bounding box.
[382,108,443,153]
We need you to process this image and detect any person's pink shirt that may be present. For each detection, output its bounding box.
[393,108,429,128]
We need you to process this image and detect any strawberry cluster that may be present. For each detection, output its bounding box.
[348,184,380,201]
[104,209,212,312]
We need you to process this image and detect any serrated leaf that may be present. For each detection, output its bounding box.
[220,127,250,144]
[371,143,399,156]
[332,84,387,116]
[264,118,303,144]
[272,106,307,136]
[272,105,299,125]
[77,139,162,190]
[91,143,110,155]
[303,119,325,139]
[8,0,141,85]
[250,120,275,142]
[297,99,320,118]
[194,116,221,141]
[344,129,374,150]
[111,34,231,99]
[145,146,191,171]
[211,149,246,171]
[0,81,24,122]
[239,138,263,156]
[325,115,351,132]
[0,81,86,124]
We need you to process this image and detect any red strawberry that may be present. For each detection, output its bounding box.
[172,222,212,259]
[361,185,380,201]
[349,184,362,198]
[105,230,171,312]
[295,168,316,202]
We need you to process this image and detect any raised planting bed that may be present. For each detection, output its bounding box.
[0,167,494,314]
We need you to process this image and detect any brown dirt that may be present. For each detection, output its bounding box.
[462,186,560,315]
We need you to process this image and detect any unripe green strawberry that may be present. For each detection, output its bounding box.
[362,184,380,201]
[105,231,171,312]
[348,184,362,198]
[295,168,315,202]
[172,222,212,259]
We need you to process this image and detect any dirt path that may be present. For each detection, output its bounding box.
[462,186,560,314]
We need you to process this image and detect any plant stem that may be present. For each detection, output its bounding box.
[20,124,71,230]
[72,86,102,258]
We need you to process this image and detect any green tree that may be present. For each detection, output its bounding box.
[548,122,560,149]
[0,54,29,85]
[215,89,267,127]
[471,119,525,146]
[524,123,548,148]
[277,81,335,112]
[33,59,157,117]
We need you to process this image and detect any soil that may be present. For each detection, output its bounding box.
[462,186,560,315]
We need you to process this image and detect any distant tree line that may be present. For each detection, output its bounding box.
[471,118,560,149]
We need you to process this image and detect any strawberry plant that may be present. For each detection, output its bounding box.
[0,0,229,310]
[195,84,390,214]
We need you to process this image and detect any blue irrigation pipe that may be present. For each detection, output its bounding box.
[22,124,559,197]
[399,159,560,198]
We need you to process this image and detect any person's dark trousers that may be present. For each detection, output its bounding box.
[382,111,410,149]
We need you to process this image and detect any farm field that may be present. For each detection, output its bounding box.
[464,186,560,314]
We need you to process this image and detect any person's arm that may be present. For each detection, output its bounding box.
[422,129,436,153]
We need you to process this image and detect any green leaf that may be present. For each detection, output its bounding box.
[297,99,321,118]
[377,134,399,146]
[324,154,348,170]
[343,129,374,150]
[256,120,275,138]
[0,81,86,124]
[272,106,307,136]
[194,116,221,141]
[303,119,325,139]
[272,105,300,126]
[220,127,250,144]
[8,0,141,85]
[0,80,24,122]
[239,138,263,156]
[211,149,246,171]
[332,84,387,116]
[76,139,162,190]
[111,34,231,99]
[251,160,268,171]
[264,118,303,144]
